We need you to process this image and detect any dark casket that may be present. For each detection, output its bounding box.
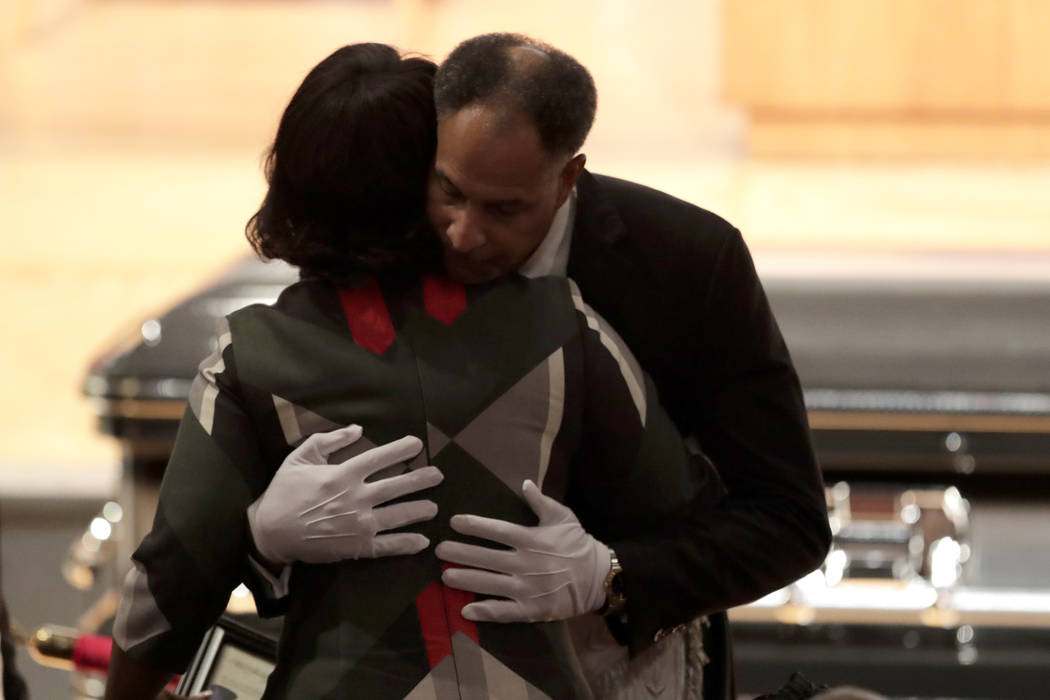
[734,256,1050,698]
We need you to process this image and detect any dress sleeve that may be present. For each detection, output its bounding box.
[112,317,268,672]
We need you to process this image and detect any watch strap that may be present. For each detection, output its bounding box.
[598,548,627,616]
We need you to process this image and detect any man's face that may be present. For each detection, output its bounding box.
[427,103,583,284]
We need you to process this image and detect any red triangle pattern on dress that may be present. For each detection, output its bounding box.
[337,278,397,355]
[414,564,479,670]
[423,274,467,325]
[415,581,453,669]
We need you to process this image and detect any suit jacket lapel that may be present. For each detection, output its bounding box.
[567,170,635,308]
[564,171,676,416]
[570,170,626,247]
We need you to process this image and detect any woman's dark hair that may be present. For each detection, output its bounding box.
[246,43,440,284]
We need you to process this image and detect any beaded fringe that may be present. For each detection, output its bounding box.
[588,616,708,699]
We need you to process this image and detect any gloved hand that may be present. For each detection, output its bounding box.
[247,425,443,564]
[436,479,611,622]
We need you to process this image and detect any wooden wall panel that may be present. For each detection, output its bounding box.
[1005,0,1050,109]
[724,0,1050,157]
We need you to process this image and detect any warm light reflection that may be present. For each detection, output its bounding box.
[89,517,112,542]
[929,537,963,589]
[952,589,1050,614]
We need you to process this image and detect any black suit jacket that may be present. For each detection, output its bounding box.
[566,171,832,699]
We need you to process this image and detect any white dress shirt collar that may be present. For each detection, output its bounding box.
[517,187,576,279]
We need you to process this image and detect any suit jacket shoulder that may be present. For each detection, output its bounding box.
[568,170,757,423]
[576,172,740,269]
[584,172,736,232]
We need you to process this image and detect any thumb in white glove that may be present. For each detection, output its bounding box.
[247,425,443,564]
[435,479,611,623]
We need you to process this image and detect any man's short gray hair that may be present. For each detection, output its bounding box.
[434,33,597,156]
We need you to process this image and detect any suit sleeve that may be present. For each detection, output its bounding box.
[608,229,832,653]
[112,317,268,672]
[563,280,728,647]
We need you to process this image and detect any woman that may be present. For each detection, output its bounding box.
[106,43,722,699]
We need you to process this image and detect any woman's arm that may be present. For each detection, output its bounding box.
[107,318,266,690]
[104,644,173,700]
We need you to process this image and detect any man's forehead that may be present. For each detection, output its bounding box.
[437,102,539,149]
[435,104,558,196]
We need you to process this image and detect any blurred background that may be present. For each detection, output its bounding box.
[3,0,1050,495]
[1,0,1049,697]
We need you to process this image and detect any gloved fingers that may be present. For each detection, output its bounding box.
[305,509,379,537]
[459,599,529,623]
[448,513,531,549]
[295,543,360,564]
[370,532,431,558]
[343,435,424,478]
[521,479,576,524]
[372,499,439,532]
[434,540,522,574]
[291,424,363,463]
[441,566,520,599]
[364,465,443,506]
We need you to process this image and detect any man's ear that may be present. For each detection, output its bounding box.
[555,153,587,207]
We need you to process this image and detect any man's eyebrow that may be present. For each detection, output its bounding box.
[434,168,460,190]
[434,169,531,208]
[487,197,530,209]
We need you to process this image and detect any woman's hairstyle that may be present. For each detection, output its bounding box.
[246,43,440,284]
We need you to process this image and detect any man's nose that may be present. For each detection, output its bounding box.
[445,208,486,253]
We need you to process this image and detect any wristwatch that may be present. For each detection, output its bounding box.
[598,548,627,616]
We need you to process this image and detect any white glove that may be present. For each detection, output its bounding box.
[435,479,611,622]
[247,425,443,564]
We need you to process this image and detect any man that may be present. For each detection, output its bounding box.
[250,33,830,698]
[423,33,830,697]
[110,34,829,699]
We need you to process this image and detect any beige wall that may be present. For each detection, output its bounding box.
[2,0,728,154]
